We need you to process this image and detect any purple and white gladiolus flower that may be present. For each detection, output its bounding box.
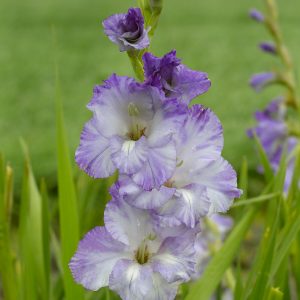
[248,99,298,192]
[103,8,150,52]
[75,74,187,190]
[70,197,199,300]
[116,105,241,228]
[143,50,211,104]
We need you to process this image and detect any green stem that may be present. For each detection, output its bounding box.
[127,50,145,81]
[264,0,299,110]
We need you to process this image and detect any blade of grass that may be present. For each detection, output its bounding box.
[54,30,84,300]
[270,211,300,277]
[40,179,51,296]
[232,193,280,207]
[0,161,19,300]
[238,157,248,200]
[247,203,280,300]
[19,142,49,300]
[185,207,256,300]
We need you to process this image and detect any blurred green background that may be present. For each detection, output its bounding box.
[1,0,300,187]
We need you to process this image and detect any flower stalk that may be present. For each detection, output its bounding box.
[264,0,298,109]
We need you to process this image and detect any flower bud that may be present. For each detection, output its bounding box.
[259,42,277,55]
[249,8,265,22]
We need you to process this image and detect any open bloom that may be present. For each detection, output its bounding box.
[103,8,149,52]
[143,50,211,104]
[76,74,187,190]
[248,99,298,192]
[69,197,198,300]
[116,105,241,228]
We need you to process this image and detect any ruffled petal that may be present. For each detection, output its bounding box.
[75,116,116,178]
[109,260,152,300]
[104,197,154,248]
[155,184,210,228]
[103,8,149,52]
[176,104,223,164]
[172,65,211,104]
[88,75,157,137]
[109,259,178,300]
[110,136,149,174]
[147,98,188,145]
[143,50,211,103]
[69,227,128,291]
[152,233,197,283]
[118,175,176,209]
[192,158,242,214]
[131,136,177,190]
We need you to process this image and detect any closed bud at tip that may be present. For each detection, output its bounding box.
[259,42,277,55]
[149,0,163,11]
[249,8,265,22]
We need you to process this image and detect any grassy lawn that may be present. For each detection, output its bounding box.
[1,0,299,186]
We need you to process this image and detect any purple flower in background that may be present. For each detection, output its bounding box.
[249,9,265,22]
[259,42,277,55]
[69,197,198,300]
[248,99,298,192]
[193,214,233,278]
[103,8,149,52]
[248,99,287,168]
[250,72,276,92]
[143,50,211,104]
[75,74,187,190]
[116,105,241,228]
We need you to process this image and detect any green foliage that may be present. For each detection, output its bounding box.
[0,157,19,300]
[186,208,256,300]
[55,64,84,299]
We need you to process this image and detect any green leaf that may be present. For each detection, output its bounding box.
[270,211,300,277]
[247,203,280,300]
[54,44,84,299]
[233,262,244,300]
[231,193,280,208]
[266,287,283,300]
[0,160,19,300]
[238,157,248,200]
[19,143,48,299]
[185,207,256,300]
[40,179,51,295]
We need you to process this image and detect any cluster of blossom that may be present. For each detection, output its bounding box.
[248,8,299,193]
[69,7,241,299]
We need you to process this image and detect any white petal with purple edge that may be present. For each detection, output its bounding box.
[156,184,210,228]
[104,198,153,248]
[110,136,149,174]
[75,116,116,178]
[176,105,223,165]
[118,175,176,209]
[192,157,242,213]
[69,227,129,291]
[147,99,187,145]
[109,260,152,300]
[109,259,178,300]
[132,137,177,190]
[152,234,197,283]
